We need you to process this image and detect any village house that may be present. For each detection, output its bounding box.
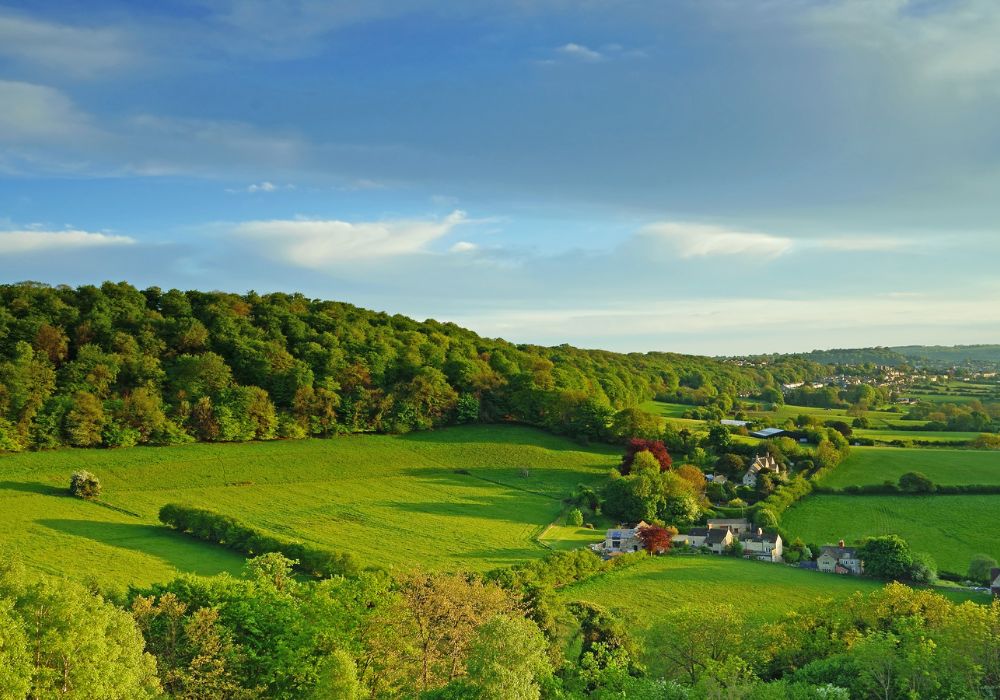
[817,541,864,575]
[741,454,783,488]
[707,518,751,535]
[749,427,786,439]
[672,518,751,553]
[705,473,728,484]
[595,521,650,556]
[739,528,782,562]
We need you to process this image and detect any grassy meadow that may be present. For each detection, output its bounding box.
[0,425,618,587]
[559,555,986,673]
[819,447,1000,488]
[782,494,1000,574]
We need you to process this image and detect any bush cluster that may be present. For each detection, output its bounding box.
[158,503,358,578]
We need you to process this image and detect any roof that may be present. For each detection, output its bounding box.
[741,531,779,544]
[820,545,859,559]
[721,419,749,427]
[750,428,785,438]
[706,529,732,544]
[686,527,710,538]
[707,518,750,527]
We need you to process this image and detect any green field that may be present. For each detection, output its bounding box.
[820,447,1000,487]
[559,555,985,672]
[782,494,1000,574]
[853,428,980,444]
[0,425,618,587]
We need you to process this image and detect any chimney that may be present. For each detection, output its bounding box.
[757,527,763,536]
[707,523,713,530]
[838,539,845,548]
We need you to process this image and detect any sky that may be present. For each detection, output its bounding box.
[1,0,999,355]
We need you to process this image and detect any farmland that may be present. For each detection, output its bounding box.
[0,425,618,587]
[781,494,1000,574]
[819,447,1000,488]
[558,555,985,673]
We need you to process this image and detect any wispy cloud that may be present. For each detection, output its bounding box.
[640,221,794,258]
[556,42,603,62]
[230,210,468,266]
[815,236,910,252]
[0,80,98,143]
[799,0,1000,95]
[227,181,295,193]
[0,230,135,254]
[0,10,135,77]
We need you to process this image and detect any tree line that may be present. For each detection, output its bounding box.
[0,282,827,451]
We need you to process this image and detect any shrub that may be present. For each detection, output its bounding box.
[567,508,584,527]
[968,554,999,584]
[898,471,935,494]
[69,470,101,500]
[159,503,358,578]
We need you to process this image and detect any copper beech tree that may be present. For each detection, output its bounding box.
[619,438,673,475]
[637,525,678,554]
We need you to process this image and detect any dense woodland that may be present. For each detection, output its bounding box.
[0,282,827,452]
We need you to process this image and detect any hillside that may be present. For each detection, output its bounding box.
[0,424,616,587]
[0,282,825,454]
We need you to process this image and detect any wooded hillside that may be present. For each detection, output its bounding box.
[0,281,825,450]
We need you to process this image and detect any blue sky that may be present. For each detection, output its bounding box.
[1,0,999,354]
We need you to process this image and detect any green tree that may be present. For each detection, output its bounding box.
[859,535,914,580]
[567,508,584,527]
[63,391,106,447]
[968,554,998,584]
[463,616,552,700]
[69,470,101,500]
[898,471,934,494]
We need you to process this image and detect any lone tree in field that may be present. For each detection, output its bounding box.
[619,438,672,475]
[898,471,934,494]
[968,554,999,584]
[637,524,677,554]
[69,470,101,500]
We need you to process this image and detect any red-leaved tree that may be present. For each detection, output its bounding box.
[620,438,673,475]
[637,525,678,554]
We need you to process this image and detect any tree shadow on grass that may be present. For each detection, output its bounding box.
[37,519,245,577]
[0,480,67,497]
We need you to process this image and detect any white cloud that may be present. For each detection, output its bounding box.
[0,230,135,254]
[815,236,910,252]
[231,210,468,266]
[0,81,97,143]
[800,0,1000,95]
[556,43,603,62]
[450,241,478,253]
[227,181,295,193]
[0,10,134,76]
[447,295,1000,350]
[640,221,794,258]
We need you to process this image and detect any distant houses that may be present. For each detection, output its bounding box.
[741,454,783,487]
[672,518,783,563]
[749,427,786,439]
[816,541,864,575]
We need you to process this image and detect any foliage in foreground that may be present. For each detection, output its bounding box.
[2,546,999,699]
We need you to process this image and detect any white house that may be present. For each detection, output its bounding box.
[741,454,783,488]
[739,528,782,562]
[706,518,751,535]
[817,541,864,575]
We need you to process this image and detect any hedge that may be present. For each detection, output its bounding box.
[159,503,359,578]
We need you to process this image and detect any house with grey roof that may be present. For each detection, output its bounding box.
[817,541,864,575]
[741,454,783,488]
[595,521,650,556]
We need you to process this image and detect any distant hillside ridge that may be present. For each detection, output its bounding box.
[741,345,1000,370]
[0,281,826,451]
